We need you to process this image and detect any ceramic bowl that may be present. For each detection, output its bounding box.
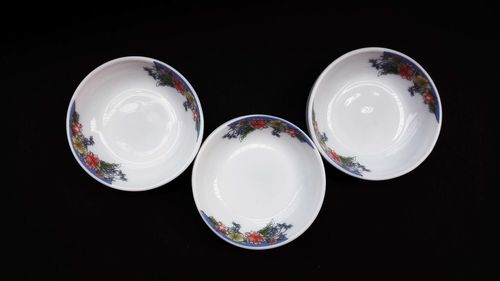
[307,47,442,180]
[192,115,325,249]
[66,57,203,191]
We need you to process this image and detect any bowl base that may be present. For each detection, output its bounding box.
[329,81,405,155]
[99,88,181,164]
[215,141,301,220]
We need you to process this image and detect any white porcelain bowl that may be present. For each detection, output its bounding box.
[192,115,325,249]
[66,57,203,191]
[307,47,442,180]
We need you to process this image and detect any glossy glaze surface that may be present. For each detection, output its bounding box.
[192,115,325,249]
[307,48,442,180]
[67,57,203,191]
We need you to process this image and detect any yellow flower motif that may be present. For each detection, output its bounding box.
[414,75,429,88]
[227,232,245,242]
[72,136,86,156]
[269,120,285,129]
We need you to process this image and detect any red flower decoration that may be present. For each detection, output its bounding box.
[85,152,100,170]
[328,149,341,163]
[193,110,199,122]
[423,92,434,104]
[72,122,82,135]
[268,239,277,244]
[287,128,298,138]
[215,222,229,234]
[173,77,187,94]
[246,232,264,244]
[250,119,268,129]
[399,63,414,80]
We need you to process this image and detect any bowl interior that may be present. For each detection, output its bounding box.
[67,57,203,190]
[308,48,441,180]
[192,115,325,249]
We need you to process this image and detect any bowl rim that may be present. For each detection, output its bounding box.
[66,56,204,191]
[306,47,443,181]
[191,114,326,250]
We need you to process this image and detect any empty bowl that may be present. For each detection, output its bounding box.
[192,115,325,249]
[307,47,442,180]
[66,57,203,191]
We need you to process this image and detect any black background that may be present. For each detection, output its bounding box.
[10,2,495,280]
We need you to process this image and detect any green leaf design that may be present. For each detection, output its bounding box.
[295,133,307,144]
[258,222,273,237]
[238,125,255,141]
[72,111,79,123]
[208,216,218,226]
[428,102,436,113]
[339,155,355,166]
[159,73,173,87]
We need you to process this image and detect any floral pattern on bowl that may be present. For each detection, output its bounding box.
[69,103,127,184]
[369,51,440,122]
[312,109,370,176]
[144,61,201,135]
[201,211,292,247]
[222,116,314,148]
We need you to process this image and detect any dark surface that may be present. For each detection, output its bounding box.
[10,2,495,280]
